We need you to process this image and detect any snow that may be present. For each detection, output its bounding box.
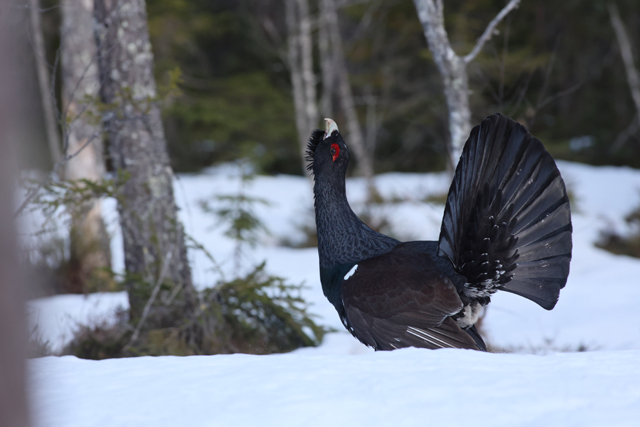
[30,349,640,427]
[27,292,128,354]
[26,161,640,426]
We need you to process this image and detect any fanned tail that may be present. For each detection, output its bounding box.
[438,114,572,310]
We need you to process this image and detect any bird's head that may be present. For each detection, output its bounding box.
[306,118,350,179]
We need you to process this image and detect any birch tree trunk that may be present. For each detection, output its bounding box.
[413,0,520,169]
[286,0,319,174]
[93,0,195,327]
[286,0,306,172]
[61,0,112,293]
[299,0,318,136]
[318,1,334,119]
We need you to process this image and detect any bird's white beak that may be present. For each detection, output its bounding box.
[324,118,339,139]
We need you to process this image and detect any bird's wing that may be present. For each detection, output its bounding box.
[438,114,572,309]
[341,246,480,350]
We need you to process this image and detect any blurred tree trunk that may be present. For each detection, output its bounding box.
[321,0,377,196]
[0,2,31,425]
[609,2,640,151]
[286,0,318,174]
[287,0,377,188]
[61,0,113,293]
[28,0,62,165]
[318,1,334,119]
[93,0,196,329]
[413,0,520,170]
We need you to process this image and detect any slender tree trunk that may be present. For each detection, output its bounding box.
[93,0,195,328]
[286,0,308,172]
[0,3,31,425]
[28,0,62,165]
[413,0,520,169]
[318,1,334,119]
[286,0,318,174]
[61,0,112,293]
[299,0,319,133]
[322,0,376,193]
[442,59,471,170]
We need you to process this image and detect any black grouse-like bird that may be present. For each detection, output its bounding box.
[308,114,572,351]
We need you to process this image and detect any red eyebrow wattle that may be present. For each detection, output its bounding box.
[331,143,340,162]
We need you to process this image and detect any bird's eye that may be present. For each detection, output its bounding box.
[331,143,340,162]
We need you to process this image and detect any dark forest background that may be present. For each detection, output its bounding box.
[32,0,640,175]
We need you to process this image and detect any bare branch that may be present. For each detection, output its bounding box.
[124,248,175,351]
[610,117,639,154]
[260,16,284,47]
[463,0,520,64]
[537,81,584,111]
[534,37,560,110]
[344,0,383,52]
[258,16,290,66]
[609,2,640,130]
[12,129,103,219]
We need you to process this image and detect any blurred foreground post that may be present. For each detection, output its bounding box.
[0,2,31,426]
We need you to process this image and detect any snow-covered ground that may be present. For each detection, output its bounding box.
[31,348,640,427]
[26,161,640,426]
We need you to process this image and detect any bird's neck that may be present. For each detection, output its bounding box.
[313,174,398,269]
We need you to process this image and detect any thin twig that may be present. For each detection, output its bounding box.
[536,81,584,111]
[609,2,640,132]
[610,117,639,154]
[463,0,520,64]
[506,69,535,116]
[123,248,175,351]
[13,129,103,219]
[344,0,383,52]
[498,14,512,109]
[185,234,227,283]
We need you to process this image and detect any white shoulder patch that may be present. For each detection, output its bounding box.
[344,264,358,281]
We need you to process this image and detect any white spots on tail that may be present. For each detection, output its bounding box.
[344,264,358,280]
